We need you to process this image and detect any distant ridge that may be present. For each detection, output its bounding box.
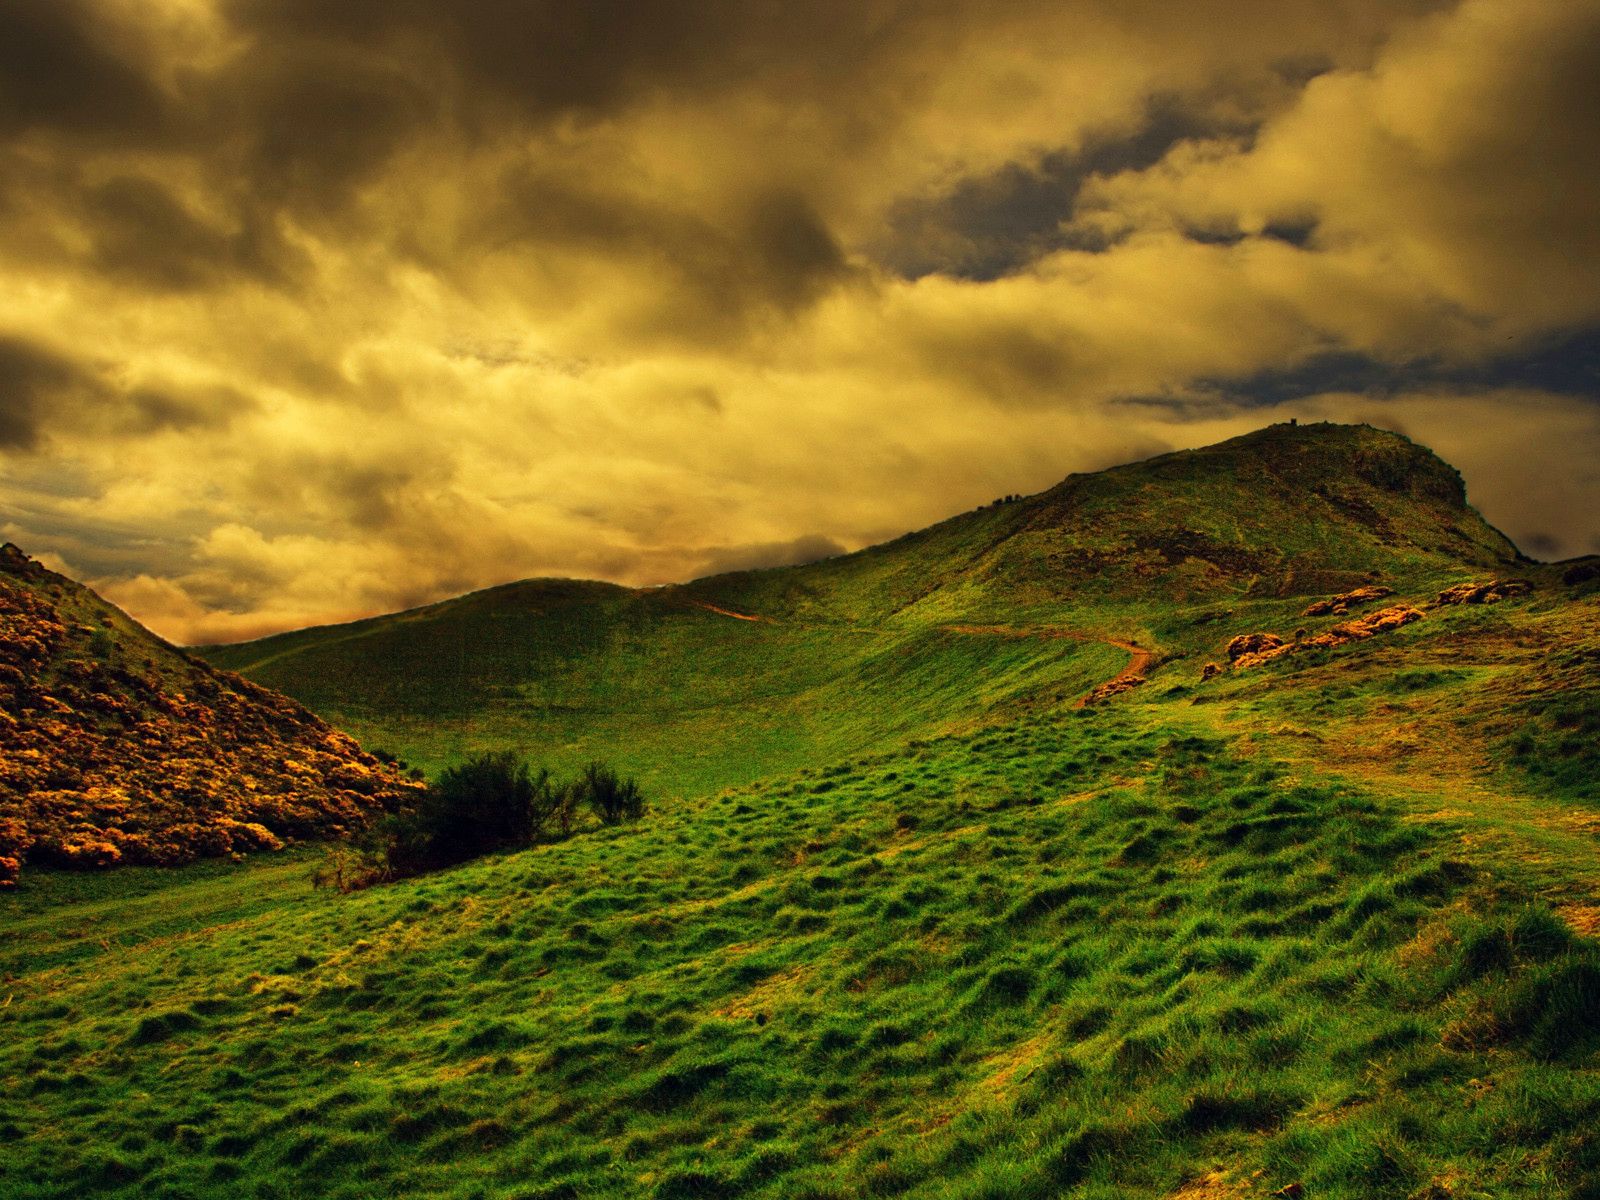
[198,422,1525,787]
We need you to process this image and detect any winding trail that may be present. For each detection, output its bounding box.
[685,600,1153,707]
[688,601,774,624]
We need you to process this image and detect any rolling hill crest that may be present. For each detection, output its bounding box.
[198,422,1530,787]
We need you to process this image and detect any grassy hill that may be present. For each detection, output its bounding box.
[200,422,1522,790]
[0,544,418,887]
[4,421,1599,1199]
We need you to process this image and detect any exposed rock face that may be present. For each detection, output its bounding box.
[1302,585,1394,616]
[1436,579,1532,606]
[1226,632,1285,662]
[1228,604,1425,671]
[0,545,421,886]
[1082,674,1146,705]
[1232,641,1299,670]
[1328,604,1425,639]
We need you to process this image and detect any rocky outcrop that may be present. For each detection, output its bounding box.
[1226,632,1284,662]
[1302,584,1393,616]
[1436,579,1532,606]
[0,547,421,886]
[1082,674,1146,705]
[1225,604,1426,672]
[1329,604,1425,639]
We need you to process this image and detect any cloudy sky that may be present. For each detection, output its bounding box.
[2,0,1597,643]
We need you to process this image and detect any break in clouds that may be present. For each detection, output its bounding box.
[1,0,1597,642]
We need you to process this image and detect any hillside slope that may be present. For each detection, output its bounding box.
[686,420,1520,624]
[4,422,1599,1199]
[0,545,418,886]
[4,679,1598,1199]
[200,422,1524,786]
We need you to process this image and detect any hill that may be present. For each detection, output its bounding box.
[0,544,418,886]
[4,421,1599,1199]
[200,422,1524,789]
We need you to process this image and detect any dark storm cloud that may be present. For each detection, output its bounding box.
[0,334,256,449]
[1197,328,1600,409]
[231,448,458,537]
[482,169,851,340]
[84,176,298,291]
[0,1,169,139]
[223,48,439,214]
[226,0,925,122]
[0,336,101,450]
[874,96,1256,280]
[121,386,259,436]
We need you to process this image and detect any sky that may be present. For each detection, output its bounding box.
[1,0,1597,644]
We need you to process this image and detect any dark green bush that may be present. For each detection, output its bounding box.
[578,762,645,825]
[385,751,548,874]
[324,752,648,885]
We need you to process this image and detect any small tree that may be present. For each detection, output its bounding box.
[580,761,645,825]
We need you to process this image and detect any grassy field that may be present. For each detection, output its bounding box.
[5,424,1598,1198]
[4,703,1599,1199]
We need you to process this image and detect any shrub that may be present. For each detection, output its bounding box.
[578,761,645,825]
[319,752,650,886]
[385,751,547,874]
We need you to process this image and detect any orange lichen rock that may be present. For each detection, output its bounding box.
[1225,632,1284,661]
[1228,604,1425,671]
[1082,674,1146,705]
[1302,584,1393,616]
[1231,641,1298,669]
[1435,579,1532,606]
[1319,604,1425,641]
[0,545,421,885]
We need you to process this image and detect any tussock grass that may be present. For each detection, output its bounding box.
[6,716,1599,1198]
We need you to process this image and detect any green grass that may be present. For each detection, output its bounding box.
[199,422,1525,791]
[207,589,1128,793]
[7,423,1599,1198]
[4,716,1599,1199]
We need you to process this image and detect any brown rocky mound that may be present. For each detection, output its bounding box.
[0,546,420,886]
[1436,579,1532,606]
[1226,632,1284,661]
[1302,584,1393,616]
[1082,674,1146,705]
[1227,604,1425,671]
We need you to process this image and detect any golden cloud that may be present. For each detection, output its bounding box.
[0,0,1594,641]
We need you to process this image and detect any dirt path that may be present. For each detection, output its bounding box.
[687,600,774,623]
[1100,637,1155,680]
[684,600,1154,707]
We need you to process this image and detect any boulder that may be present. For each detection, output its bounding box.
[1230,604,1424,670]
[1226,632,1284,662]
[1082,674,1145,705]
[1325,604,1425,640]
[1302,584,1394,616]
[1436,579,1531,606]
